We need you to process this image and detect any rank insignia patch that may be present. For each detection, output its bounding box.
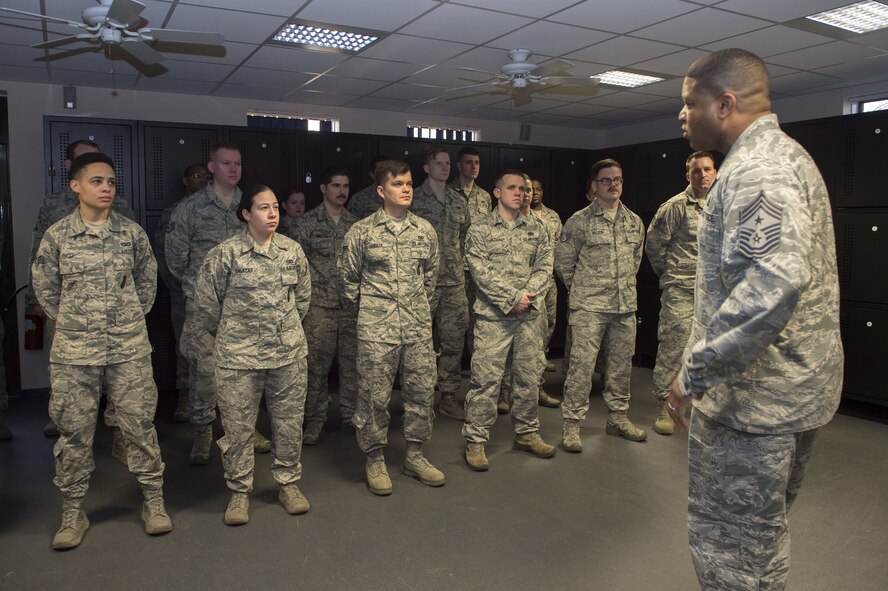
[738,192,782,258]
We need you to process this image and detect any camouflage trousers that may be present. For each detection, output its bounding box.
[182,296,217,425]
[543,275,557,354]
[688,409,820,591]
[562,311,636,420]
[465,271,477,357]
[563,310,609,377]
[303,304,358,425]
[500,308,548,399]
[49,355,165,498]
[429,283,469,395]
[464,317,543,443]
[170,284,189,392]
[353,339,436,453]
[216,359,307,493]
[652,287,693,400]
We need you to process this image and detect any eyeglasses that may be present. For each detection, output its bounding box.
[592,177,623,187]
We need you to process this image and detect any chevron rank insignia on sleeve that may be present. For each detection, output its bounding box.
[738,191,783,258]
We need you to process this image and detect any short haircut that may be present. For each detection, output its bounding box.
[69,152,114,180]
[237,184,273,223]
[686,48,770,104]
[183,163,207,178]
[375,160,411,186]
[65,139,100,162]
[494,169,526,188]
[425,143,449,164]
[209,142,240,161]
[319,165,350,187]
[457,146,480,160]
[686,151,715,171]
[369,154,390,173]
[587,159,622,192]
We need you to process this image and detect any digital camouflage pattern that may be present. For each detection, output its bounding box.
[450,181,492,226]
[651,287,694,401]
[32,210,157,366]
[293,204,357,309]
[49,356,164,498]
[338,208,439,344]
[533,205,563,350]
[194,231,311,370]
[345,184,382,220]
[301,304,358,425]
[428,285,469,395]
[154,197,190,391]
[216,359,307,493]
[410,178,469,287]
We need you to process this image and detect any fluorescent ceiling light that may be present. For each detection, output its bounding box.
[272,21,382,53]
[596,70,664,88]
[806,1,888,34]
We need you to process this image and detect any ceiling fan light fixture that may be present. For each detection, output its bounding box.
[272,20,384,54]
[596,70,664,88]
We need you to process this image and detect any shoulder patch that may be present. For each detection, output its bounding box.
[738,191,782,258]
[166,222,176,233]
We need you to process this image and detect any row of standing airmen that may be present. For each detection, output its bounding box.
[20,137,710,550]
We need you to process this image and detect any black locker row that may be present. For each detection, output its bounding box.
[41,109,888,404]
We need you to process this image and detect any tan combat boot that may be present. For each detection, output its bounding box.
[496,390,510,415]
[606,410,648,442]
[654,400,675,435]
[224,492,250,525]
[538,387,561,408]
[190,424,212,465]
[464,443,489,471]
[111,427,128,468]
[404,450,446,487]
[52,498,89,550]
[279,484,311,515]
[141,489,173,535]
[366,456,392,496]
[561,419,582,453]
[302,421,324,446]
[438,395,465,420]
[513,432,556,458]
[252,429,272,454]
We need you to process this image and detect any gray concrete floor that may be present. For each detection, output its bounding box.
[0,365,886,590]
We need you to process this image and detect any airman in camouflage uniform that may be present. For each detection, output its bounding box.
[668,49,843,591]
[28,140,134,449]
[194,186,312,525]
[345,155,389,220]
[153,163,209,422]
[462,170,556,471]
[292,167,358,443]
[530,179,563,367]
[32,152,171,549]
[646,152,715,435]
[339,159,445,495]
[556,160,647,451]
[277,187,306,238]
[410,145,470,420]
[165,143,270,463]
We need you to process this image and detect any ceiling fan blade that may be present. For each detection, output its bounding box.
[512,91,533,108]
[445,88,510,102]
[33,34,94,50]
[106,0,147,27]
[445,81,504,93]
[535,84,600,97]
[36,44,102,62]
[139,28,225,46]
[534,58,575,78]
[119,39,165,65]
[0,7,85,28]
[545,75,600,86]
[455,66,506,78]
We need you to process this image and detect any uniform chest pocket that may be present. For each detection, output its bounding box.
[622,223,642,245]
[585,229,612,246]
[407,246,428,260]
[281,270,300,286]
[59,256,102,278]
[366,246,389,264]
[230,271,261,288]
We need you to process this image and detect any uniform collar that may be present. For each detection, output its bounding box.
[685,185,707,206]
[490,208,529,228]
[238,229,282,259]
[69,208,123,237]
[205,182,242,211]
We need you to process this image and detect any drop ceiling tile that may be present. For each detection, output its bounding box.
[344,95,417,112]
[514,112,575,125]
[564,116,613,129]
[223,66,314,88]
[51,69,138,89]
[636,97,684,114]
[815,57,888,82]
[506,96,572,113]
[296,0,439,32]
[167,41,259,66]
[157,59,237,82]
[595,108,662,123]
[556,60,617,78]
[328,57,426,81]
[631,48,709,76]
[768,41,886,70]
[633,8,771,47]
[588,90,662,108]
[0,64,49,84]
[136,77,219,94]
[243,45,348,73]
[0,18,65,46]
[541,101,615,117]
[43,49,128,72]
[0,42,52,65]
[404,4,531,45]
[178,1,299,17]
[848,27,888,52]
[769,71,844,94]
[371,83,450,101]
[280,90,363,107]
[565,37,684,68]
[715,0,853,23]
[444,46,529,72]
[212,83,289,101]
[459,106,522,121]
[359,34,473,65]
[489,21,613,58]
[547,0,698,35]
[445,90,518,108]
[702,25,835,57]
[449,0,581,19]
[303,74,390,95]
[166,4,285,45]
[630,77,684,97]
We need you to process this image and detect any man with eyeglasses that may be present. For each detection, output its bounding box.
[153,163,209,422]
[555,159,647,451]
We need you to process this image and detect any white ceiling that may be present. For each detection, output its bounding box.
[0,0,887,130]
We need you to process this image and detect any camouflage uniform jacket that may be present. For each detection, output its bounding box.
[450,181,492,225]
[277,217,300,240]
[164,183,243,298]
[677,114,843,434]
[466,209,552,321]
[532,205,563,264]
[32,210,156,366]
[346,184,381,220]
[410,179,468,287]
[153,195,190,289]
[339,208,439,344]
[28,187,135,304]
[194,231,311,369]
[645,185,705,291]
[555,199,644,314]
[293,204,357,309]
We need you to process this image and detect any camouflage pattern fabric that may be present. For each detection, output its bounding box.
[533,205,563,350]
[410,179,469,287]
[353,339,436,453]
[49,355,164,498]
[338,209,439,344]
[216,360,307,493]
[651,287,694,400]
[428,284,469,395]
[646,186,705,291]
[154,198,190,391]
[463,317,543,442]
[450,181,492,226]
[302,304,358,424]
[277,217,300,240]
[345,184,382,220]
[182,296,216,425]
[292,204,357,309]
[688,409,820,591]
[32,210,157,366]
